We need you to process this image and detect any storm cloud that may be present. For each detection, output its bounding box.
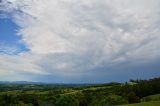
[0,0,160,82]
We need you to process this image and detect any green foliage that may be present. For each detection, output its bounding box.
[126,92,140,103]
[117,77,160,103]
[55,95,79,106]
[119,101,160,106]
[141,94,160,102]
[0,77,159,106]
[100,95,128,106]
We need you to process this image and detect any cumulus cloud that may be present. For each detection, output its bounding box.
[0,0,160,82]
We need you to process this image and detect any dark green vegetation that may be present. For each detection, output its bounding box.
[0,77,160,106]
[119,101,160,106]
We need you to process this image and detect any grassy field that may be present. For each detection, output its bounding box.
[119,101,160,106]
[141,94,160,102]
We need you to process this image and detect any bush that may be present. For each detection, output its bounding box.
[127,92,140,103]
[100,95,128,105]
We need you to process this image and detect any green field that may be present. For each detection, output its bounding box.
[141,94,160,102]
[119,101,160,106]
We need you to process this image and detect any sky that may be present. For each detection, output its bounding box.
[0,0,160,83]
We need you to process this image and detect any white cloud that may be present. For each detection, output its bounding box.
[0,54,49,80]
[0,0,160,81]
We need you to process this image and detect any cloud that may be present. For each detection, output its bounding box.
[0,53,49,81]
[0,0,160,82]
[0,42,20,55]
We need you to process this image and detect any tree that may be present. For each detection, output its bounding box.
[127,92,140,103]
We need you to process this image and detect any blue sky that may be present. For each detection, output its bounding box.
[0,0,160,83]
[0,19,28,55]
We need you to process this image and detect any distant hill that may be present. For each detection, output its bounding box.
[0,81,98,87]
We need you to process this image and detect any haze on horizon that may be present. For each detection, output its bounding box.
[0,0,160,83]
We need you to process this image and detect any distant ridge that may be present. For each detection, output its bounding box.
[0,81,46,85]
[0,81,99,87]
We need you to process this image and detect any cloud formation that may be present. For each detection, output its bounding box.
[0,0,160,82]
